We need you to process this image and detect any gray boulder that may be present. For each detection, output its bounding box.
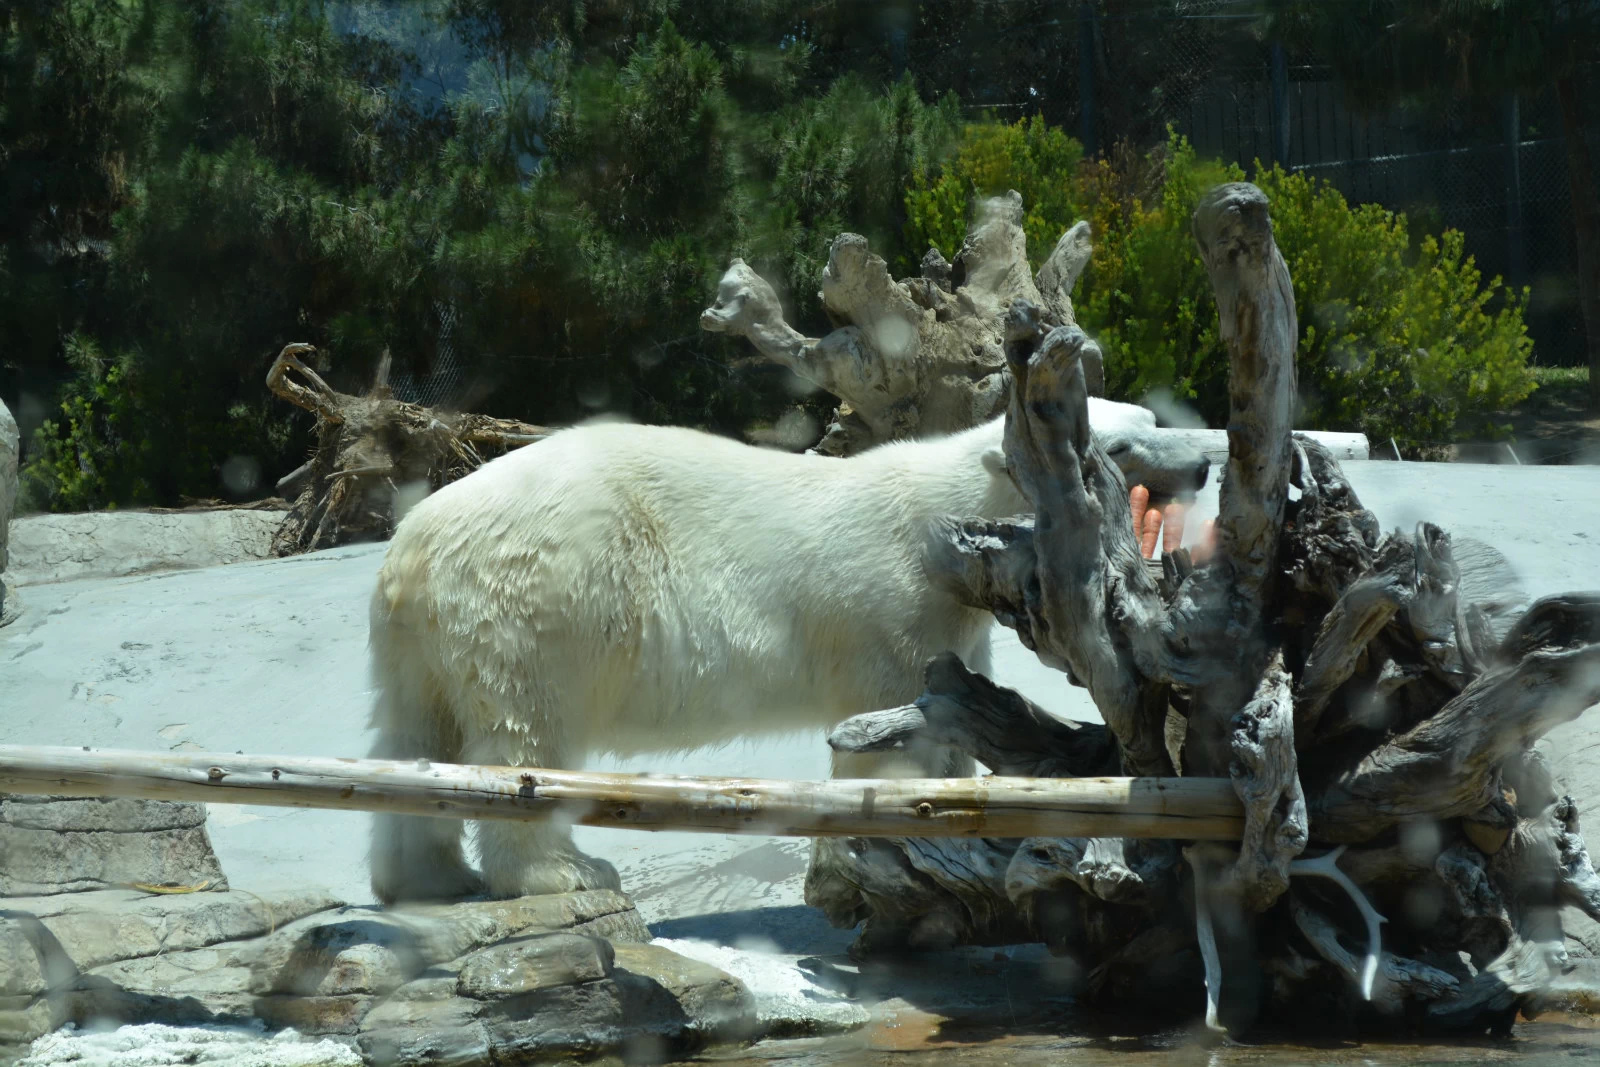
[0,881,759,1065]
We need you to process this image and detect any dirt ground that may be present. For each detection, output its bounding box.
[1452,366,1600,465]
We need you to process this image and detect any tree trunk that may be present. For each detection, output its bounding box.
[265,343,550,554]
[1555,73,1600,411]
[700,196,1099,457]
[817,181,1600,1038]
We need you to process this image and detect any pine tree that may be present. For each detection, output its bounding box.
[5,0,964,509]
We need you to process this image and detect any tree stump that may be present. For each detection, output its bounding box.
[265,344,550,555]
[701,192,1102,457]
[817,183,1600,1036]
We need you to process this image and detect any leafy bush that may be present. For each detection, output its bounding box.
[904,124,1535,450]
[18,333,293,513]
[18,338,152,514]
[903,115,1082,275]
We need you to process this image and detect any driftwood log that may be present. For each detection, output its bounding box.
[810,183,1600,1036]
[700,194,1369,472]
[0,746,1245,842]
[266,343,550,555]
[701,192,1101,456]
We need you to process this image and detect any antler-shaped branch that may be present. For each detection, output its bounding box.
[266,342,343,424]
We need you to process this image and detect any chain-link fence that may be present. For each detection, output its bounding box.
[911,1,1592,369]
[388,302,466,410]
[1087,3,1594,369]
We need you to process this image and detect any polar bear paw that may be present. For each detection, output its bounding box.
[372,860,487,906]
[484,852,623,898]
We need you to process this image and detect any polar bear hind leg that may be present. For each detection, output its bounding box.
[366,576,622,902]
[366,649,487,905]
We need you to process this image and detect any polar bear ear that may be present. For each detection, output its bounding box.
[981,447,1009,478]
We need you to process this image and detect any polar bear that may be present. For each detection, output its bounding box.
[367,403,1208,904]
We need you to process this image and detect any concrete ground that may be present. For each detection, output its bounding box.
[1,460,1598,959]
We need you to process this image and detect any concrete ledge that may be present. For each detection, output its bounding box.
[5,509,286,588]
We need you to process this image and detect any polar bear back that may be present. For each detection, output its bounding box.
[372,420,1015,757]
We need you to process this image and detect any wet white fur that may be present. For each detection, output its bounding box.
[367,402,1157,902]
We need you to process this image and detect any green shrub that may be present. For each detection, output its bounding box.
[903,125,1535,451]
[903,115,1082,275]
[18,339,153,514]
[1257,163,1534,450]
[20,333,292,514]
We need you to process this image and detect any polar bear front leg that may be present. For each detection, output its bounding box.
[463,726,623,897]
[477,819,622,897]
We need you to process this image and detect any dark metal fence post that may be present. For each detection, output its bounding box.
[1271,41,1290,167]
[1079,1,1096,156]
[1504,93,1526,289]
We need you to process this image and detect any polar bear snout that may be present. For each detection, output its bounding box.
[1101,430,1211,497]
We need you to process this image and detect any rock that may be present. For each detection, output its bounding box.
[0,994,64,1049]
[475,979,639,1062]
[0,888,342,1049]
[0,395,15,623]
[0,825,226,898]
[357,937,755,1066]
[6,887,340,976]
[610,942,758,1043]
[0,797,207,834]
[249,914,424,998]
[384,974,457,1003]
[455,933,613,998]
[254,994,373,1036]
[651,937,871,1036]
[0,886,703,1061]
[0,797,228,897]
[245,890,645,1000]
[5,870,759,1065]
[371,889,649,963]
[0,919,73,998]
[356,996,491,1067]
[72,947,257,1025]
[5,507,285,587]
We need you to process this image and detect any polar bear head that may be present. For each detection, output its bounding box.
[972,398,1210,510]
[1098,428,1211,498]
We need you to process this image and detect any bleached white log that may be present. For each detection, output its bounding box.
[0,745,1246,841]
[1156,428,1368,467]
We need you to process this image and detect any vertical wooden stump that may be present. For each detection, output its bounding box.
[825,181,1600,1037]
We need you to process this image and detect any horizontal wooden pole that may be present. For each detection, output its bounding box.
[0,746,1246,842]
[1160,428,1370,466]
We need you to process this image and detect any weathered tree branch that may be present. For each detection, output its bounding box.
[828,653,1119,779]
[1314,645,1600,842]
[265,343,549,554]
[776,180,1600,1037]
[1226,656,1308,912]
[0,745,1245,841]
[702,199,1033,456]
[1194,184,1299,618]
